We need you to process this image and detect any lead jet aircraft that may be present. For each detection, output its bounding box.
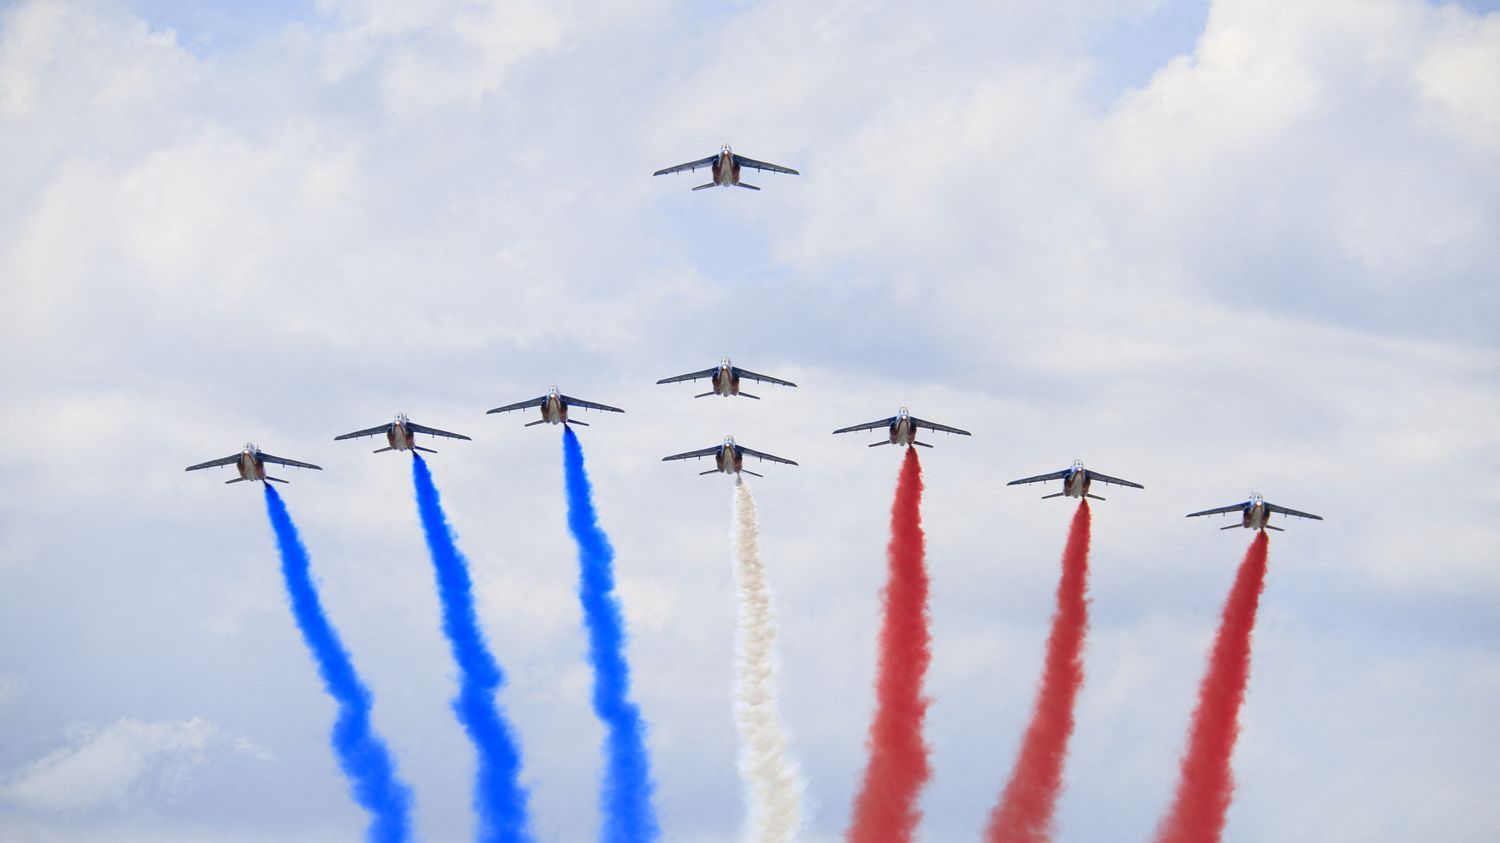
[185,443,321,484]
[662,436,798,478]
[1186,493,1323,531]
[1008,460,1144,501]
[656,357,797,399]
[833,407,971,448]
[653,144,799,191]
[486,386,624,427]
[334,413,471,454]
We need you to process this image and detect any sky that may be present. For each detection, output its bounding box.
[1,0,1497,840]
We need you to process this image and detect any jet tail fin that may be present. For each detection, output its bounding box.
[1085,493,1107,501]
[524,419,549,427]
[736,182,760,191]
[738,392,760,400]
[413,445,437,454]
[224,477,246,485]
[265,475,289,484]
[1041,492,1066,499]
[742,469,764,478]
[1220,524,1241,530]
[373,447,395,453]
[691,182,716,191]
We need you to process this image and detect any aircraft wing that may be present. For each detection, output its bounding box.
[653,154,718,176]
[738,445,798,466]
[486,396,547,414]
[1265,502,1323,521]
[185,454,240,471]
[334,423,391,441]
[258,452,323,471]
[910,416,972,436]
[732,367,797,388]
[656,367,719,385]
[407,421,472,441]
[561,395,624,414]
[1086,470,1144,489]
[832,417,896,434]
[1185,503,1247,518]
[662,445,721,462]
[732,154,800,175]
[1007,469,1070,486]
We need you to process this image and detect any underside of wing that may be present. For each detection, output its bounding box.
[1086,470,1144,489]
[334,424,391,441]
[732,154,799,175]
[1266,502,1323,520]
[185,454,240,471]
[732,367,797,387]
[662,445,720,462]
[259,452,322,471]
[832,418,894,435]
[910,416,972,436]
[739,445,798,466]
[486,396,546,414]
[1006,469,1070,486]
[1185,503,1247,518]
[407,421,472,441]
[656,367,718,385]
[562,395,625,413]
[653,154,717,176]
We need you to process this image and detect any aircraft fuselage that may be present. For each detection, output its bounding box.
[538,393,568,424]
[1063,469,1092,499]
[1242,502,1270,530]
[712,151,739,187]
[710,364,742,396]
[386,422,414,451]
[889,415,917,446]
[237,450,265,482]
[714,446,745,474]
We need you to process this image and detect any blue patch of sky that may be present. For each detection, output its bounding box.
[1087,0,1211,104]
[127,0,316,55]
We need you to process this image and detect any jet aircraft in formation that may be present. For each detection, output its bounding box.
[1186,493,1323,532]
[185,443,322,484]
[833,407,972,448]
[1008,460,1144,501]
[486,387,624,427]
[334,413,470,454]
[656,357,797,399]
[653,144,800,191]
[662,436,798,478]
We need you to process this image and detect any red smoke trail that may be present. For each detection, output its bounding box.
[1154,532,1271,843]
[846,448,931,843]
[985,500,1092,843]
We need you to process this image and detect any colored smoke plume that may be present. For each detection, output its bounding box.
[846,447,932,843]
[732,479,804,842]
[411,454,534,843]
[561,427,660,842]
[985,500,1093,843]
[1153,532,1271,843]
[262,484,414,843]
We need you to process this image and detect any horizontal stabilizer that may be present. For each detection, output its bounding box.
[265,475,288,484]
[224,477,246,485]
[869,440,892,447]
[1220,524,1241,530]
[738,392,760,400]
[736,182,760,191]
[568,419,590,427]
[742,469,764,478]
[692,182,716,191]
[699,469,719,476]
[414,445,437,454]
[694,391,715,398]
[1265,524,1285,532]
[1085,494,1106,501]
[912,440,933,448]
[524,419,549,427]
[373,447,394,453]
[1041,492,1066,499]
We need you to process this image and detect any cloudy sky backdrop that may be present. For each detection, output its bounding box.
[1,0,1497,840]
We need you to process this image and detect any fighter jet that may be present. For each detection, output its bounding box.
[653,144,799,191]
[486,386,623,427]
[1008,460,1144,501]
[1186,493,1323,531]
[662,436,798,478]
[185,443,322,484]
[656,357,797,399]
[833,407,971,448]
[334,413,471,454]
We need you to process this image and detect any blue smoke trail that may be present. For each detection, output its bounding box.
[562,426,660,843]
[261,484,414,843]
[410,454,534,843]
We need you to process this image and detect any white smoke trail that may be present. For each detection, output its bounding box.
[732,479,804,843]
